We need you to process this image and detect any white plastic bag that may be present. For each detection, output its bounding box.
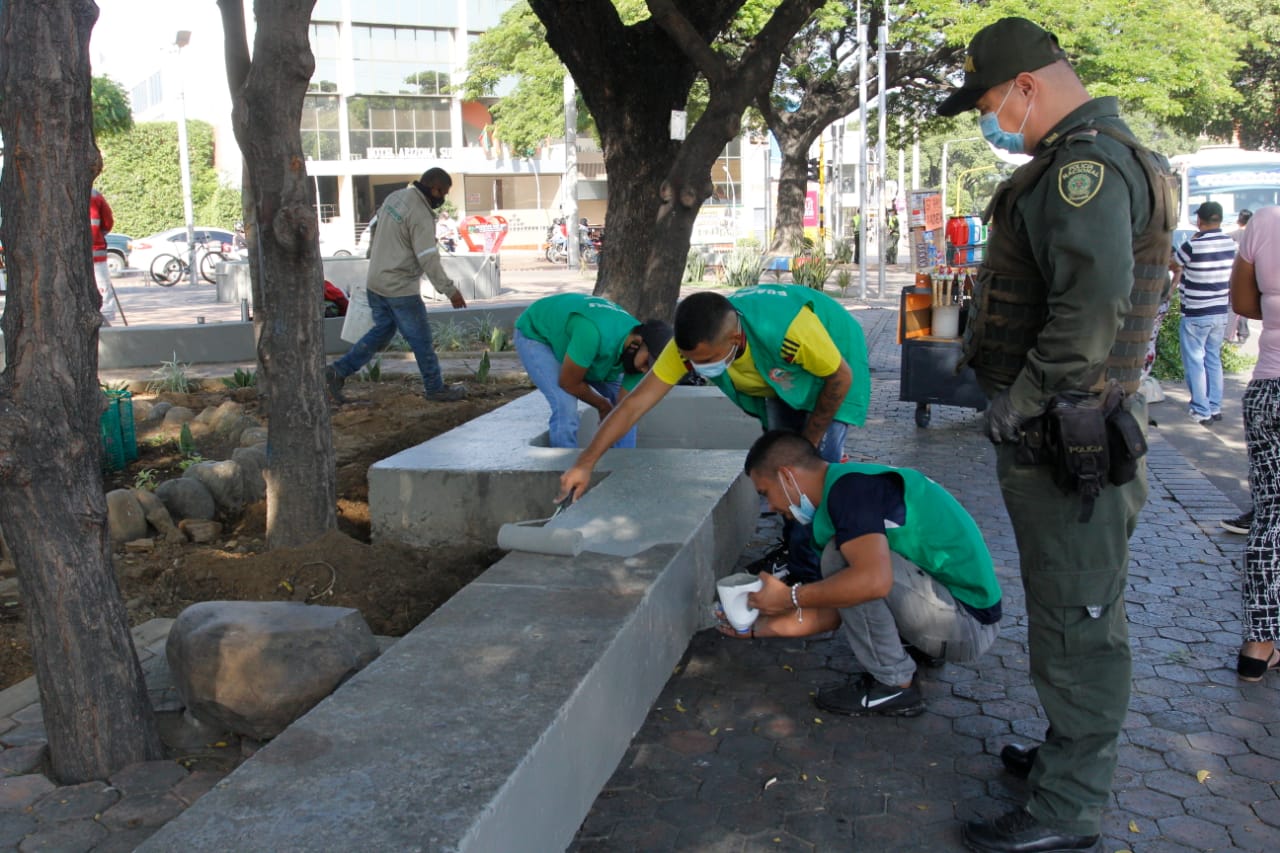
[340,278,373,343]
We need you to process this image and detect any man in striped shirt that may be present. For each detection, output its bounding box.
[1172,201,1236,424]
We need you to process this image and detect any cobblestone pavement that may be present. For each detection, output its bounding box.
[571,308,1280,852]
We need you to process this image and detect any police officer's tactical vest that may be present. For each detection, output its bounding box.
[962,125,1177,396]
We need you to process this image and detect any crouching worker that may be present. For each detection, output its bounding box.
[733,430,1003,717]
[514,293,672,448]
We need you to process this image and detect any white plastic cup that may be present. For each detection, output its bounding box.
[932,305,960,338]
[717,572,764,633]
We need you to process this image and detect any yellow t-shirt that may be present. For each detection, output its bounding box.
[651,307,841,396]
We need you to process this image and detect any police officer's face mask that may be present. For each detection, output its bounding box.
[979,83,1032,155]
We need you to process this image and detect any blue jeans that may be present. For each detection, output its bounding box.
[514,330,636,449]
[333,291,447,395]
[1179,314,1228,419]
[765,398,850,584]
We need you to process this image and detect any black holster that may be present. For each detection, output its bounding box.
[1021,381,1147,522]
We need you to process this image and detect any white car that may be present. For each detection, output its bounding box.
[129,226,236,281]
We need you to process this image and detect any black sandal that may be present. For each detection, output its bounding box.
[1237,649,1280,682]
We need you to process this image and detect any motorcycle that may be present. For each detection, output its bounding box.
[544,218,603,265]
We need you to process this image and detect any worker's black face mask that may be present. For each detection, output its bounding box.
[622,342,644,374]
[428,193,445,210]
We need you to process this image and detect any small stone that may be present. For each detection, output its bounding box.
[170,770,225,807]
[178,519,222,544]
[98,792,184,830]
[223,539,239,551]
[154,478,216,522]
[146,401,172,422]
[0,812,37,847]
[238,426,269,447]
[0,745,47,778]
[87,827,160,853]
[126,597,145,610]
[133,489,184,544]
[29,780,119,821]
[161,406,194,427]
[108,760,189,797]
[105,489,148,544]
[16,818,106,852]
[183,460,246,515]
[0,775,53,811]
[125,538,155,553]
[231,446,267,501]
[0,727,47,750]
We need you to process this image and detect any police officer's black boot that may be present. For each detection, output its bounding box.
[999,743,1038,779]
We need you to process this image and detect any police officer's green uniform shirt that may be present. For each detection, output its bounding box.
[990,97,1157,414]
[514,294,639,383]
[812,462,1001,612]
[702,285,871,427]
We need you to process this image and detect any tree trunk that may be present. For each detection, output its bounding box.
[218,0,337,549]
[0,0,162,783]
[772,142,814,253]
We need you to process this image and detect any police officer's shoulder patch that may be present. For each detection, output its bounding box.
[1058,160,1105,208]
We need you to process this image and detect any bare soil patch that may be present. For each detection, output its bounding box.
[0,373,533,691]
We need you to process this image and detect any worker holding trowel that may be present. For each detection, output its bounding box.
[557,284,871,584]
[513,293,672,449]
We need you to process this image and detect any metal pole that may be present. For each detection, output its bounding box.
[857,11,867,299]
[175,36,197,287]
[876,22,888,297]
[563,71,579,268]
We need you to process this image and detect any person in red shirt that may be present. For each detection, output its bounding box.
[90,188,118,325]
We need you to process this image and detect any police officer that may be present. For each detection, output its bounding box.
[937,18,1174,853]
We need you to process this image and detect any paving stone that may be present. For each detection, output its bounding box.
[1116,787,1184,819]
[107,760,189,796]
[0,727,47,749]
[1142,768,1213,799]
[0,745,46,778]
[29,781,120,821]
[83,827,159,853]
[1184,793,1259,827]
[0,775,54,812]
[9,706,41,726]
[0,719,13,737]
[1156,814,1234,849]
[15,818,106,853]
[1232,819,1280,851]
[1185,731,1249,757]
[1227,751,1280,782]
[0,812,37,847]
[97,792,184,830]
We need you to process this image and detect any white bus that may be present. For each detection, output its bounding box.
[1169,145,1280,241]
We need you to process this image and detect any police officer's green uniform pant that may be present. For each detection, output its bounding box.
[994,403,1146,836]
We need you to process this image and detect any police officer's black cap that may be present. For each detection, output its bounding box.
[937,18,1068,117]
[638,319,673,359]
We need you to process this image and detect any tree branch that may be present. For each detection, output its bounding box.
[216,0,251,93]
[647,0,730,87]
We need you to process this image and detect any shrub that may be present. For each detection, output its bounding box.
[1151,293,1256,381]
[723,247,765,289]
[684,249,707,284]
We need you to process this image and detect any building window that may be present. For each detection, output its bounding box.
[309,22,341,94]
[352,25,452,96]
[347,96,450,159]
[354,0,460,28]
[301,95,342,161]
[467,0,518,30]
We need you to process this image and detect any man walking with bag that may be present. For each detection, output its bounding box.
[937,17,1175,852]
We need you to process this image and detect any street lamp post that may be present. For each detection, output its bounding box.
[174,30,197,287]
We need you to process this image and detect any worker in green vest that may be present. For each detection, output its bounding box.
[558,284,871,583]
[721,430,1002,717]
[513,293,671,449]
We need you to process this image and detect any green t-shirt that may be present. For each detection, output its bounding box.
[514,294,640,383]
[812,462,1001,611]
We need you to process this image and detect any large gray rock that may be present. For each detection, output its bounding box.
[166,601,379,740]
[105,489,148,543]
[208,400,245,433]
[162,406,194,427]
[238,426,268,447]
[154,478,216,522]
[183,460,246,515]
[231,446,267,502]
[132,488,185,544]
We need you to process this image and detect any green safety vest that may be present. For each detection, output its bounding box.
[704,284,870,427]
[812,462,1001,611]
[515,294,640,382]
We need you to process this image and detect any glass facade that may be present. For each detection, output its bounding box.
[351,25,452,95]
[353,0,459,27]
[347,96,451,159]
[301,95,342,161]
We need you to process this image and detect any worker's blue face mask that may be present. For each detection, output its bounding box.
[691,343,737,379]
[979,84,1031,155]
[779,469,816,526]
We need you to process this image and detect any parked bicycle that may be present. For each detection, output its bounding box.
[150,242,228,286]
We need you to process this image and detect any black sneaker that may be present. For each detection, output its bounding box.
[962,807,1098,852]
[904,643,946,669]
[324,365,347,403]
[744,542,791,582]
[1221,509,1254,535]
[425,383,467,402]
[814,674,925,717]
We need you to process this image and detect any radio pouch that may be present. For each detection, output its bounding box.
[1044,391,1110,522]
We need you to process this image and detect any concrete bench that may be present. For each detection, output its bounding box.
[139,387,763,852]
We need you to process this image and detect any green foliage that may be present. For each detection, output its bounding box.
[735,236,762,251]
[360,356,383,383]
[1152,294,1257,381]
[96,121,242,237]
[387,333,412,352]
[132,469,159,491]
[791,252,831,291]
[832,240,853,265]
[92,76,133,138]
[149,353,192,394]
[178,423,197,457]
[684,249,708,284]
[835,268,853,296]
[177,453,204,473]
[100,379,130,393]
[488,325,511,353]
[221,367,258,389]
[475,351,492,384]
[1210,0,1280,148]
[432,319,466,352]
[723,247,765,289]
